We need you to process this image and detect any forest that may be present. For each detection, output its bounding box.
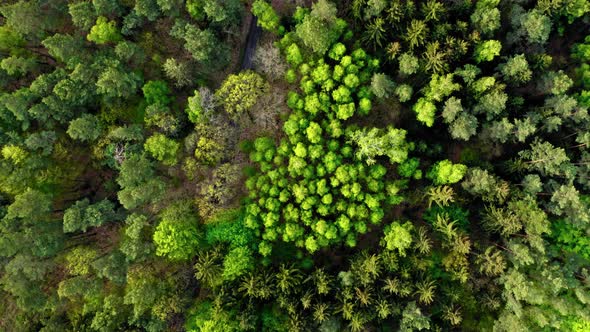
[0,0,589,331]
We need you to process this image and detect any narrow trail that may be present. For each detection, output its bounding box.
[241,16,262,70]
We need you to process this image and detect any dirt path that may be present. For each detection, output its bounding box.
[241,16,262,70]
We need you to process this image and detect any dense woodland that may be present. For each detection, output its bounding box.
[0,0,589,331]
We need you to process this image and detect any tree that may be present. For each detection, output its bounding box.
[93,0,123,17]
[474,40,501,63]
[413,98,436,127]
[470,0,500,36]
[87,17,122,44]
[222,246,254,281]
[441,97,462,123]
[520,10,552,44]
[25,131,56,156]
[295,0,345,55]
[473,89,508,120]
[425,185,454,208]
[449,112,478,141]
[414,279,436,304]
[144,103,181,135]
[4,188,52,223]
[196,0,243,26]
[184,301,240,332]
[398,53,420,75]
[347,126,411,165]
[500,54,532,85]
[399,302,430,332]
[67,114,102,142]
[252,0,280,32]
[404,20,429,50]
[0,56,37,77]
[395,84,413,102]
[91,295,128,331]
[193,250,223,289]
[362,17,386,50]
[364,0,387,19]
[424,74,460,102]
[285,43,303,66]
[69,2,97,30]
[42,33,86,65]
[120,214,154,262]
[96,65,143,103]
[421,0,445,22]
[0,1,49,37]
[117,154,166,209]
[186,88,216,124]
[1,254,51,311]
[370,73,395,99]
[476,247,506,276]
[542,70,573,95]
[153,201,201,261]
[549,185,589,226]
[306,122,323,144]
[422,41,447,74]
[381,221,413,256]
[196,163,242,220]
[135,0,162,21]
[253,42,287,81]
[63,199,116,233]
[124,266,169,320]
[162,58,192,87]
[215,70,269,118]
[427,160,467,185]
[519,140,569,176]
[65,246,98,275]
[191,122,234,165]
[144,134,179,166]
[142,80,171,105]
[461,168,509,203]
[172,22,229,69]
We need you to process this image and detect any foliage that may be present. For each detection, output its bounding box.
[222,246,254,281]
[427,160,467,185]
[216,71,269,118]
[381,221,413,256]
[474,40,501,63]
[142,80,171,105]
[87,16,122,44]
[370,73,395,99]
[63,199,116,233]
[153,201,201,261]
[67,114,103,142]
[295,0,346,55]
[117,154,166,209]
[347,126,412,165]
[252,0,280,32]
[144,134,180,166]
[1,1,590,331]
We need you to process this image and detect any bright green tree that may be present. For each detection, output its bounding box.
[153,201,201,261]
[87,16,122,44]
[413,98,436,127]
[381,221,413,256]
[474,40,501,63]
[427,160,467,185]
[144,134,180,166]
[142,80,171,105]
[252,0,280,32]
